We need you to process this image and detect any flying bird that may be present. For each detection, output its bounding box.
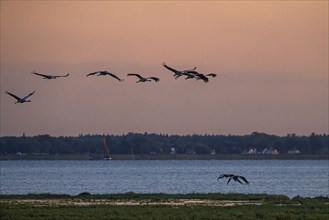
[32,71,69,79]
[162,62,197,79]
[127,73,160,83]
[162,62,217,82]
[182,71,217,83]
[5,91,35,104]
[217,174,235,179]
[86,71,124,81]
[181,71,209,83]
[217,174,249,185]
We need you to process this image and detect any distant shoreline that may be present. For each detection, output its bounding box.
[0,153,327,160]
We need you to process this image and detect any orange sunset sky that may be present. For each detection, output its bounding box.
[0,1,328,136]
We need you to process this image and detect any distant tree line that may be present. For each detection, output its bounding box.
[0,132,328,155]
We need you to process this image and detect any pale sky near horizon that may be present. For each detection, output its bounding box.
[1,1,328,136]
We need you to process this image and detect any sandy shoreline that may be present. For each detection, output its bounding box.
[0,198,263,207]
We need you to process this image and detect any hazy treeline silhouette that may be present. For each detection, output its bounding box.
[0,132,328,155]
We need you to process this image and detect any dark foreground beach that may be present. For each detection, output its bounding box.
[1,193,328,220]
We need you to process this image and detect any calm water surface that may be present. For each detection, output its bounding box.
[0,160,328,198]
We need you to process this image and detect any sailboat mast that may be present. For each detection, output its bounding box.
[103,137,111,160]
[103,138,108,158]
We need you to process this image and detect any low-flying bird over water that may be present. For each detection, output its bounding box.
[217,174,249,185]
[5,91,35,104]
[32,71,69,79]
[127,73,160,83]
[162,62,197,79]
[86,71,124,81]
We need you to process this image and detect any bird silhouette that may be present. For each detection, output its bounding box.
[6,91,35,104]
[127,73,160,83]
[86,71,124,81]
[162,62,197,79]
[181,71,217,82]
[217,174,249,185]
[180,71,209,82]
[32,71,69,79]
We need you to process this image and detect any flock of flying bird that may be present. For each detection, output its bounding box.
[5,65,251,186]
[5,63,251,186]
[5,62,217,103]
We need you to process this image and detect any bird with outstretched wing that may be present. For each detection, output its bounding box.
[217,174,249,185]
[127,73,159,83]
[6,91,35,104]
[32,71,69,79]
[86,71,124,81]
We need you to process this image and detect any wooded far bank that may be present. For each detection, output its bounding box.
[1,132,328,158]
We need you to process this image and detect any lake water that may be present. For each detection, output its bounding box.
[0,160,328,198]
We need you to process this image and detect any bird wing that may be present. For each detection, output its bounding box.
[32,72,51,78]
[109,73,123,81]
[238,176,249,184]
[217,174,224,180]
[5,91,22,101]
[149,77,160,82]
[162,62,179,74]
[226,178,232,185]
[86,71,99,77]
[127,73,143,79]
[235,177,243,184]
[23,91,35,100]
[217,174,227,181]
[55,73,70,78]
